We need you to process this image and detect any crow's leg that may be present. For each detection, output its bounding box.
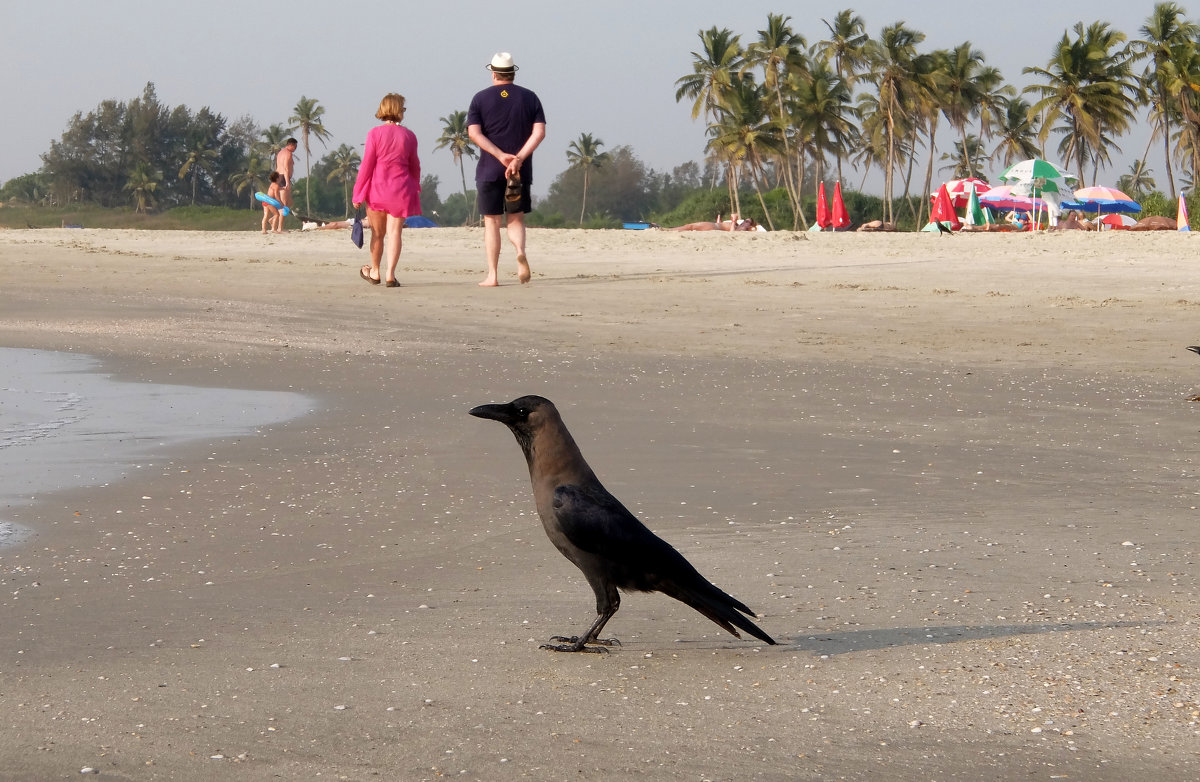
[541,582,621,652]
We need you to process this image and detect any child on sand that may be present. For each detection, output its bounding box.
[261,172,284,234]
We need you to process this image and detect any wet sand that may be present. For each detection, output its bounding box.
[1,226,1198,780]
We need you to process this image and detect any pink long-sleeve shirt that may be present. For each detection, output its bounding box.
[352,123,422,218]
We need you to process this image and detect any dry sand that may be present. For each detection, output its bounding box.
[1,225,1198,780]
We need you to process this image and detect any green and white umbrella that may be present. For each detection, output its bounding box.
[964,187,987,226]
[999,158,1077,193]
[998,158,1077,229]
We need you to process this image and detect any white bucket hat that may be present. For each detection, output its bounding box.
[487,52,518,73]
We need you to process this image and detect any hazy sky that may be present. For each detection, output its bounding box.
[0,1,1159,201]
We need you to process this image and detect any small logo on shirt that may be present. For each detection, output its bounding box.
[500,90,509,98]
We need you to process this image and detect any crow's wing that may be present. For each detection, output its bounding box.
[551,484,776,645]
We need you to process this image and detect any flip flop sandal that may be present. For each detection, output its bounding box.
[505,173,522,203]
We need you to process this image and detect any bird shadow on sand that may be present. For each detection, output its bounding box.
[781,619,1164,656]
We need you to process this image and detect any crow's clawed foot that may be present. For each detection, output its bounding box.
[540,641,608,653]
[540,635,622,653]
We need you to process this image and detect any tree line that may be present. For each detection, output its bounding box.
[673,4,1198,229]
[6,4,1200,229]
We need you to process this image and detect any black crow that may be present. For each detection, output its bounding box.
[470,395,776,652]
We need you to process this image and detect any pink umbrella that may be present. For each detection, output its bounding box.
[978,184,1047,212]
[1068,185,1141,215]
[935,177,990,208]
[1073,185,1136,202]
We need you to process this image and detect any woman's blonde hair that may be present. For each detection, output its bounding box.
[376,93,406,122]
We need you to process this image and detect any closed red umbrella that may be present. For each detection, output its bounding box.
[929,184,962,230]
[816,182,831,229]
[831,182,850,229]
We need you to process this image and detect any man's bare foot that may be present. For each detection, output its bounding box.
[478,277,499,287]
[516,254,531,284]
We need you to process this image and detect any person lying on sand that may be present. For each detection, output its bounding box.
[666,214,758,232]
[856,220,896,232]
[299,217,371,232]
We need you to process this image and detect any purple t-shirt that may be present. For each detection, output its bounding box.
[467,82,546,185]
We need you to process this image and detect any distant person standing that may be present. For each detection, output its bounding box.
[275,138,298,215]
[467,52,546,287]
[352,93,422,287]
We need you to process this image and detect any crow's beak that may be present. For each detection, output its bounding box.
[469,403,519,423]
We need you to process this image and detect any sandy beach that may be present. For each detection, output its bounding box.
[1,225,1199,780]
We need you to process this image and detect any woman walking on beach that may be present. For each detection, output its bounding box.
[352,93,422,287]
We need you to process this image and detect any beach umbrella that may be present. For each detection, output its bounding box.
[999,159,1077,229]
[816,181,831,230]
[831,182,850,230]
[963,187,987,226]
[1099,214,1136,230]
[936,177,990,208]
[927,183,962,231]
[999,158,1077,192]
[1069,186,1141,215]
[979,184,1047,212]
[1179,194,1191,232]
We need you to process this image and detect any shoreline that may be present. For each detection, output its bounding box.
[0,347,313,551]
[1,228,1198,780]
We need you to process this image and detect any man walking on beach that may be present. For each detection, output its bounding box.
[275,138,298,214]
[467,52,546,286]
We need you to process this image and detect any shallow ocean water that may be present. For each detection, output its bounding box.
[0,347,312,547]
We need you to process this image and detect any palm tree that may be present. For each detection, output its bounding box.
[940,43,1012,178]
[124,162,161,213]
[1132,2,1199,198]
[261,123,290,167]
[862,22,926,223]
[288,96,332,213]
[1157,33,1200,187]
[178,137,218,205]
[1116,159,1156,197]
[566,133,610,226]
[325,144,362,216]
[744,13,807,227]
[1023,21,1138,184]
[674,27,745,123]
[435,110,478,220]
[913,53,948,226]
[229,151,271,208]
[816,9,869,184]
[817,9,870,86]
[991,96,1042,166]
[973,64,1016,160]
[851,92,890,192]
[940,135,989,179]
[706,77,782,229]
[790,60,856,192]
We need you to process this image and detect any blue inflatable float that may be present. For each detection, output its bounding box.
[255,191,291,216]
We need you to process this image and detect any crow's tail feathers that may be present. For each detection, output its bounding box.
[667,582,777,645]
